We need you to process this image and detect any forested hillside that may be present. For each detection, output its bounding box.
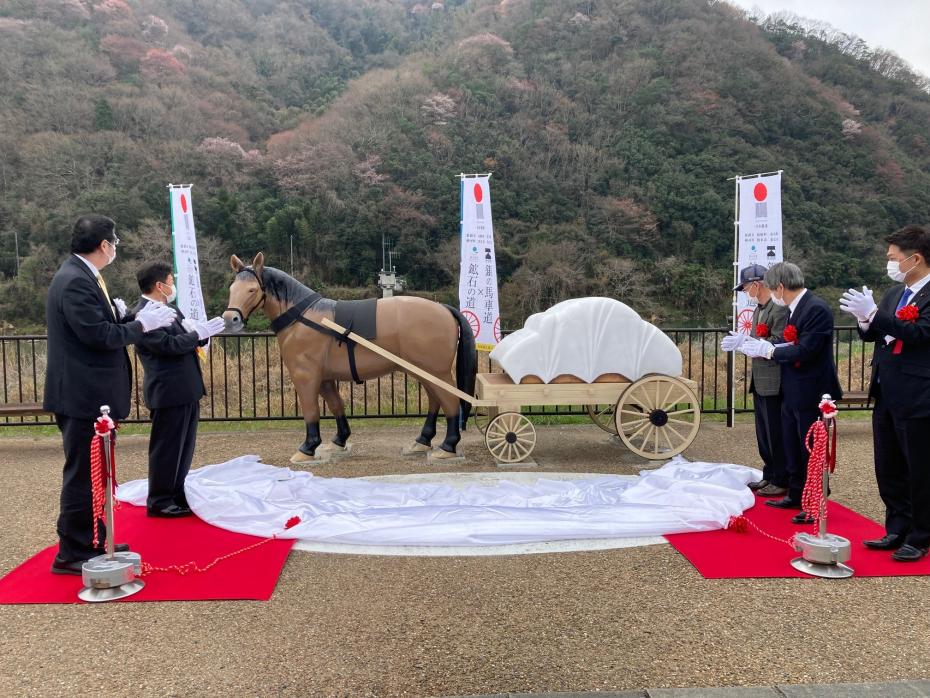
[1,0,929,330]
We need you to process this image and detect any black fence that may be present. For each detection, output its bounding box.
[0,327,871,427]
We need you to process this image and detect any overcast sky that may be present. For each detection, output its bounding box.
[725,0,930,78]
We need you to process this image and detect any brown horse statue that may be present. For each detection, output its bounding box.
[222,253,477,463]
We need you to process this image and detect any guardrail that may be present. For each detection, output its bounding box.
[0,327,871,426]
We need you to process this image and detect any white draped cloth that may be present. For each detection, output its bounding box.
[116,456,760,547]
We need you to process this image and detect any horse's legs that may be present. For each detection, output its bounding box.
[435,373,463,455]
[295,377,323,457]
[415,387,441,447]
[319,380,351,447]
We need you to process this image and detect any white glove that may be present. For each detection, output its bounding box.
[136,302,176,333]
[112,297,127,320]
[739,337,775,359]
[181,318,197,333]
[720,331,746,352]
[839,286,876,322]
[196,317,227,340]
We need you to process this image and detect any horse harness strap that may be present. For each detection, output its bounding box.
[225,266,266,326]
[271,293,366,385]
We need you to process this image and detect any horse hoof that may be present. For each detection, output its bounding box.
[401,442,432,457]
[317,442,353,460]
[427,448,466,464]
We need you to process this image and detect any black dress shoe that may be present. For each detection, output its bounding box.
[892,544,929,562]
[50,556,86,575]
[93,543,130,554]
[765,496,803,510]
[792,512,815,524]
[147,504,193,518]
[863,534,904,550]
[747,479,768,491]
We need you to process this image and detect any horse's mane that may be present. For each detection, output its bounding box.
[241,266,327,306]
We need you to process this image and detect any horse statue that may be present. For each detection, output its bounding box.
[222,253,477,463]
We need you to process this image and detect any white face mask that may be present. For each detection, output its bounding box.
[887,254,917,283]
[165,285,177,304]
[104,240,117,266]
[771,289,787,307]
[744,284,758,306]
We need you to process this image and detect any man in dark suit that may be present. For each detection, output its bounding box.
[737,262,842,523]
[721,264,789,496]
[841,225,930,562]
[131,262,225,518]
[43,215,176,574]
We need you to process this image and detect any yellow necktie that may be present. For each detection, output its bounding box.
[96,274,116,320]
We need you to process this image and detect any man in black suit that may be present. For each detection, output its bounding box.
[43,215,176,574]
[841,225,930,562]
[131,262,225,518]
[737,262,842,523]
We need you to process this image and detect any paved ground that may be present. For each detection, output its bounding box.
[1,418,929,697]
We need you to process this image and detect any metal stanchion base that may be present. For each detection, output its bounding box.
[790,557,854,579]
[78,551,145,603]
[78,578,145,602]
[791,532,854,578]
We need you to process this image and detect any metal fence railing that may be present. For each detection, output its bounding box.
[0,328,872,427]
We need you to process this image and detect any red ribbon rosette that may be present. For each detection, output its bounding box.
[893,305,919,355]
[783,324,801,367]
[755,322,769,339]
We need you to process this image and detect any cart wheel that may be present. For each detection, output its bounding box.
[614,376,700,460]
[485,412,537,463]
[473,406,491,434]
[586,403,618,434]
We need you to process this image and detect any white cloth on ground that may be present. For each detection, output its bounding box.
[116,456,760,547]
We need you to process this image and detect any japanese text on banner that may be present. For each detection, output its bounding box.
[458,176,501,351]
[736,173,783,333]
[169,186,208,330]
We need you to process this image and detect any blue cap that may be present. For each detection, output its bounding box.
[734,264,767,292]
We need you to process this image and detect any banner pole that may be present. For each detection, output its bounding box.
[728,176,741,428]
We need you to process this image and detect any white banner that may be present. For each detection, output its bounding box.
[458,175,501,351]
[735,172,783,333]
[168,186,208,327]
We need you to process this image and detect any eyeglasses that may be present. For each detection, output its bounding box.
[106,237,120,247]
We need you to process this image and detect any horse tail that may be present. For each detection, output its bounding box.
[445,304,477,429]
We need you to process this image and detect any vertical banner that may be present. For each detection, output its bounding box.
[458,174,501,352]
[735,172,783,334]
[168,185,208,327]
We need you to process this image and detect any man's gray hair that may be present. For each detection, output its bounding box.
[763,262,805,291]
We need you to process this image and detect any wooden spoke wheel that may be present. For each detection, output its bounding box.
[473,406,491,434]
[485,412,537,463]
[586,403,618,434]
[614,376,700,460]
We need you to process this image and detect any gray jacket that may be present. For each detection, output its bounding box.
[749,300,789,398]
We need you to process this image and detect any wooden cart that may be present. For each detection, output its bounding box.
[319,318,701,465]
[472,372,701,463]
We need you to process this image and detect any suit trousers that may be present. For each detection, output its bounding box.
[872,399,930,548]
[55,414,107,561]
[753,392,786,486]
[781,405,820,501]
[147,402,199,511]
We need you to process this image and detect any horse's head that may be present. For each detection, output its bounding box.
[223,252,266,332]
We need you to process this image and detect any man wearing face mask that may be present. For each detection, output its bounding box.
[721,265,790,496]
[736,262,842,523]
[44,216,177,574]
[840,225,930,562]
[131,261,226,517]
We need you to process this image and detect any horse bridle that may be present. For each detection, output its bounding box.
[225,266,266,326]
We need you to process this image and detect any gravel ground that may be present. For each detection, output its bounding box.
[1,417,929,697]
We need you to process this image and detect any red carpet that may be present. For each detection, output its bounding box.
[0,505,294,604]
[666,496,930,578]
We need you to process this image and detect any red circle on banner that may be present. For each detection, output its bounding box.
[462,310,480,338]
[493,317,502,342]
[473,183,483,203]
[753,183,767,202]
[180,194,188,213]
